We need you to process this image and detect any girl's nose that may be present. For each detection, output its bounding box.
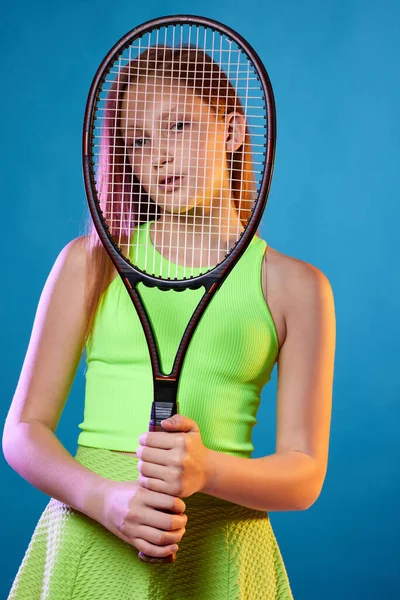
[152,139,174,168]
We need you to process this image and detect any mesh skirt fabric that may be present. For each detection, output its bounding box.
[7,445,294,600]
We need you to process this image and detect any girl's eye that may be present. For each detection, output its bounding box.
[172,121,189,132]
[133,138,148,148]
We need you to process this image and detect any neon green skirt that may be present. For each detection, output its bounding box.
[7,445,294,599]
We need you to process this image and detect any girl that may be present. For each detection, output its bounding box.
[3,46,336,599]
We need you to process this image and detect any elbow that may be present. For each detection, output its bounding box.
[2,421,13,462]
[2,422,20,467]
[300,455,327,510]
[299,494,319,511]
[298,478,326,511]
[2,420,35,467]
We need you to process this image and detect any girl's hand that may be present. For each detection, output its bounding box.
[136,414,211,498]
[97,479,187,558]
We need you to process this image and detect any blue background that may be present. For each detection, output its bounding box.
[1,0,399,598]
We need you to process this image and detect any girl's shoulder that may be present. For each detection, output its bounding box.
[62,234,91,262]
[50,235,91,275]
[54,235,97,286]
[41,235,92,313]
[264,245,333,291]
[44,234,92,318]
[262,245,334,349]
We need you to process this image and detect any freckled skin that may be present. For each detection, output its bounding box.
[119,76,247,267]
[120,77,230,216]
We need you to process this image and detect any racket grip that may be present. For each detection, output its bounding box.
[137,416,179,564]
[138,505,177,563]
[138,545,177,564]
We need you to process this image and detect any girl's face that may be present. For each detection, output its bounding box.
[120,77,243,215]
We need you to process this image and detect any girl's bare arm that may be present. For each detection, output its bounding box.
[2,237,110,521]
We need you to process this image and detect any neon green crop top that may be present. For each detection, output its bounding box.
[78,221,279,458]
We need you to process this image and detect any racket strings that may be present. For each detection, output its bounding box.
[92,24,268,279]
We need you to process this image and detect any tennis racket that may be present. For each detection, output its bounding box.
[82,14,276,564]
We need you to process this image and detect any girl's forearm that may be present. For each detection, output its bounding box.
[202,449,322,512]
[2,420,111,522]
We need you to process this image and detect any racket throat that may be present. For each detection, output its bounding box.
[150,378,179,429]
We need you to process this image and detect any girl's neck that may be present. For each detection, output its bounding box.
[148,200,244,269]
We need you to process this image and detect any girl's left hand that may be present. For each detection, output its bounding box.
[136,414,211,498]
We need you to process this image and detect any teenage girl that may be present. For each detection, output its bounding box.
[4,46,336,599]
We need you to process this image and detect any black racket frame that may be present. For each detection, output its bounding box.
[82,14,276,417]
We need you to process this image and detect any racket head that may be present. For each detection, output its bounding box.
[83,14,276,289]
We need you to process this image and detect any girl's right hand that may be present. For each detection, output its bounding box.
[96,479,188,557]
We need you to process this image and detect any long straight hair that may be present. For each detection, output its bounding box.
[83,45,256,344]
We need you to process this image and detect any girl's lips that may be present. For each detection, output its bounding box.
[159,175,183,193]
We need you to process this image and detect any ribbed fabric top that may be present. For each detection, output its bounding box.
[78,221,279,457]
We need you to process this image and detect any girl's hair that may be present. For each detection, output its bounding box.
[83,45,256,344]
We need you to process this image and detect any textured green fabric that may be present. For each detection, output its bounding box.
[78,220,279,455]
[8,446,294,599]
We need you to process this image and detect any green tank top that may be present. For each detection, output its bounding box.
[78,221,279,458]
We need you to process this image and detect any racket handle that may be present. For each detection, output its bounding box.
[138,544,177,564]
[138,504,178,563]
[137,415,179,564]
